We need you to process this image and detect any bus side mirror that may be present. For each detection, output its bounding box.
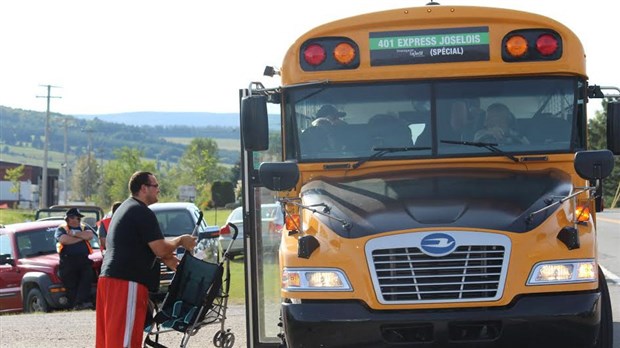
[606,101,620,155]
[241,95,269,151]
[574,150,614,181]
[574,150,615,212]
[259,162,299,191]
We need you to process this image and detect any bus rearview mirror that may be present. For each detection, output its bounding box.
[241,95,269,151]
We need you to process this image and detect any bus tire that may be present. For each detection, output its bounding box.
[596,267,613,348]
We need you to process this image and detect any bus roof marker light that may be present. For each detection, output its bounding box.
[505,35,528,58]
[536,34,559,56]
[303,44,326,66]
[333,42,356,65]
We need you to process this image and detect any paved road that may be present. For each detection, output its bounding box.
[0,305,247,348]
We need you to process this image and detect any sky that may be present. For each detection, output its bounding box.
[1,0,618,117]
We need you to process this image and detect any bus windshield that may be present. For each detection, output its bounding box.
[288,77,583,162]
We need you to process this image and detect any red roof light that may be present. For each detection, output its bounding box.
[536,34,559,56]
[303,44,326,66]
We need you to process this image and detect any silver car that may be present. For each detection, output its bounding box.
[219,203,283,259]
[149,202,219,298]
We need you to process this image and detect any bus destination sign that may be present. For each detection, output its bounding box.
[369,26,490,66]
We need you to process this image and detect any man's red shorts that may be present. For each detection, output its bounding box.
[96,277,149,348]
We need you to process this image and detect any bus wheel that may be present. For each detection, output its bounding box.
[596,267,613,348]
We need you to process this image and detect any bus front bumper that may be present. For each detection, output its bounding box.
[282,291,601,348]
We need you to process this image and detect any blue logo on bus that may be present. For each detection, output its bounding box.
[420,233,457,257]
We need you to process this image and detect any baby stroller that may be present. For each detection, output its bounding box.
[144,223,239,348]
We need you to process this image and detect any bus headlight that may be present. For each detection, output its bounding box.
[527,260,596,285]
[282,268,352,291]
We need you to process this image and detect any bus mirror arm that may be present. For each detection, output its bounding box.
[526,186,597,225]
[281,199,352,231]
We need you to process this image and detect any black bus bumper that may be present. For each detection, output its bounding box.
[282,291,601,348]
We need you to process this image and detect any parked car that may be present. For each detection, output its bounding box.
[35,205,105,230]
[0,220,103,314]
[219,203,284,259]
[148,202,219,299]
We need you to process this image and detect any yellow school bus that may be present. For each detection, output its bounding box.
[239,3,619,347]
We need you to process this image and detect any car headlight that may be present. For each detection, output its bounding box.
[527,259,596,285]
[282,268,352,291]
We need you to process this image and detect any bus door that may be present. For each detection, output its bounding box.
[240,88,282,348]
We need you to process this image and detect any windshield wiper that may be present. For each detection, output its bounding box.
[440,140,519,163]
[352,146,431,169]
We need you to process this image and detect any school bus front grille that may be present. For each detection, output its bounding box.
[371,246,505,303]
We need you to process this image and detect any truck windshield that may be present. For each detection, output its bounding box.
[286,77,581,162]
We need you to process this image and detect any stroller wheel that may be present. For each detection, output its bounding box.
[213,331,224,347]
[222,332,235,348]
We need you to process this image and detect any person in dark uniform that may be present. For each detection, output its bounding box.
[55,207,95,310]
[95,171,197,348]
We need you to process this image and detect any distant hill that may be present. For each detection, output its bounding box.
[0,106,241,166]
[74,112,240,127]
[74,111,281,129]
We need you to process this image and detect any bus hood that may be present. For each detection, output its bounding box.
[300,168,573,237]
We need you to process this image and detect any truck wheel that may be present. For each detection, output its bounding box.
[595,267,612,348]
[24,288,49,313]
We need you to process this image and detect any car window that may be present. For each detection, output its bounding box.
[155,210,195,237]
[16,227,57,258]
[229,208,243,221]
[0,234,13,256]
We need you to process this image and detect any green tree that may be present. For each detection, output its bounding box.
[71,155,100,202]
[4,164,25,203]
[97,147,157,207]
[588,101,620,208]
[173,138,227,207]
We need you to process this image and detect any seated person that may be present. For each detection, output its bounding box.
[315,104,347,125]
[473,103,529,145]
[440,100,473,142]
[300,118,338,153]
[368,113,413,148]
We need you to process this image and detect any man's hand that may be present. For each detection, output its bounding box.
[161,254,179,271]
[149,234,198,260]
[178,235,197,251]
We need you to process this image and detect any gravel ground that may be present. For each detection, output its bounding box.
[0,305,247,348]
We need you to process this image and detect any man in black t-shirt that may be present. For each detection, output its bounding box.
[95,171,196,348]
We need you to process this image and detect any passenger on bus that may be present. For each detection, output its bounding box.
[368,113,413,148]
[473,103,529,145]
[439,100,474,142]
[316,104,347,125]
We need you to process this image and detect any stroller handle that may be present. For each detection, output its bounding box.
[227,222,239,240]
[191,211,204,237]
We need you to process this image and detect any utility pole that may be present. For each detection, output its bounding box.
[36,85,61,209]
[62,118,70,204]
[82,126,95,201]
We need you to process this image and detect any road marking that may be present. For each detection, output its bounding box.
[600,264,620,285]
[597,216,620,224]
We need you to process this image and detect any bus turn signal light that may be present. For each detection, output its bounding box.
[505,35,528,58]
[575,205,590,222]
[285,214,300,231]
[333,42,356,64]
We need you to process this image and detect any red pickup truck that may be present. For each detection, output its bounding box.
[0,220,103,313]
